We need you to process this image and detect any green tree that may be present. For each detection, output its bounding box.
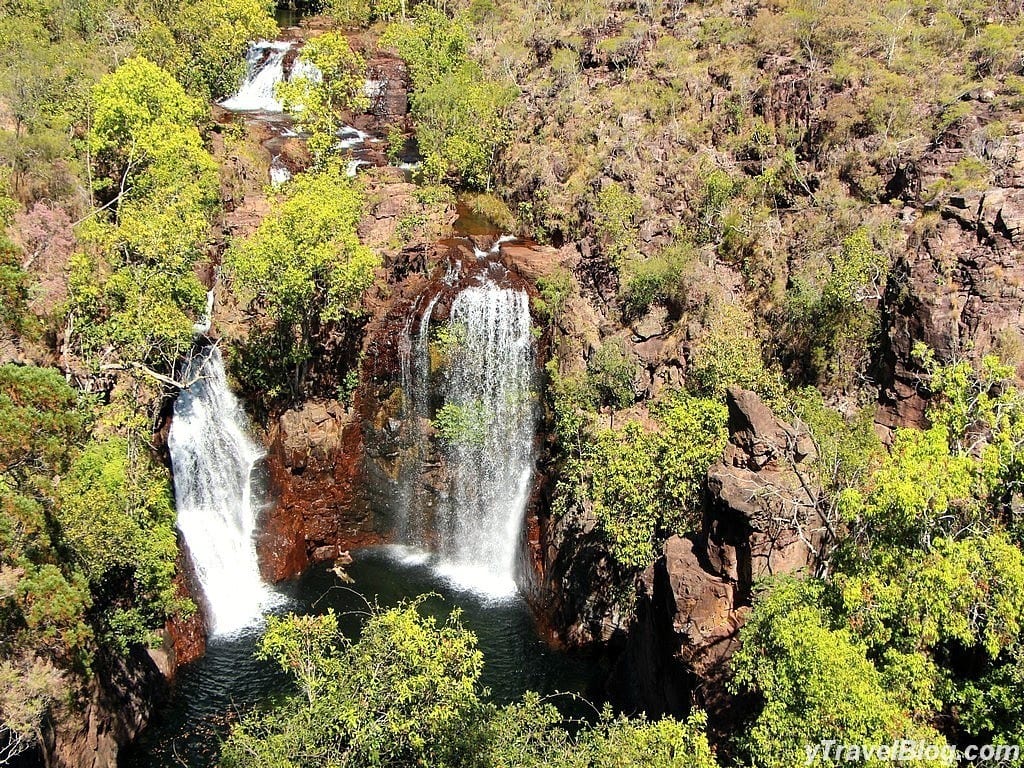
[221,600,489,767]
[688,304,786,406]
[72,57,217,372]
[412,62,515,188]
[730,578,948,768]
[432,401,489,446]
[594,182,641,265]
[276,33,369,164]
[588,338,635,411]
[566,392,727,569]
[225,164,380,401]
[223,599,722,768]
[380,6,469,85]
[171,0,277,99]
[56,438,184,650]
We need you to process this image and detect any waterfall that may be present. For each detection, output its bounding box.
[270,156,292,186]
[220,41,292,112]
[397,277,537,598]
[169,346,274,634]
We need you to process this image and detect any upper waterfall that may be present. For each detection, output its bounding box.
[220,41,294,112]
[396,274,537,598]
[168,346,275,634]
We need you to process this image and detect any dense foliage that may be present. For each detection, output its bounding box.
[558,391,727,569]
[0,0,270,754]
[69,57,216,372]
[225,163,380,404]
[381,6,515,188]
[277,33,370,163]
[0,364,189,759]
[222,599,720,768]
[729,356,1024,766]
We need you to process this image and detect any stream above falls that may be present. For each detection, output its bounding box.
[121,549,606,768]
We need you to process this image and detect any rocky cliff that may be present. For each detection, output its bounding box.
[611,387,823,713]
[39,648,169,768]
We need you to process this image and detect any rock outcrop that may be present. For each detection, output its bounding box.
[612,387,822,711]
[41,649,167,768]
[259,399,381,582]
[704,387,822,599]
[877,120,1024,429]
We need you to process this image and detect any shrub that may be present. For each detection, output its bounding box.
[588,339,636,411]
[688,304,786,405]
[567,392,727,569]
[619,241,694,319]
[594,182,641,265]
[432,401,489,446]
[533,269,573,325]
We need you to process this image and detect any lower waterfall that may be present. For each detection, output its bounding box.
[168,346,274,634]
[398,276,537,598]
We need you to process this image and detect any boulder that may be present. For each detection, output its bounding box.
[705,387,822,592]
[659,535,743,676]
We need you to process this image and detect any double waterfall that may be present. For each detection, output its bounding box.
[397,277,538,598]
[168,347,273,635]
[168,270,536,632]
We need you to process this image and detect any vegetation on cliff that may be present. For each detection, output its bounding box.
[226,163,380,405]
[0,0,277,757]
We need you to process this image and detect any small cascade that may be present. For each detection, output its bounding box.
[270,155,292,186]
[192,289,215,335]
[220,41,292,112]
[169,346,274,634]
[396,271,537,598]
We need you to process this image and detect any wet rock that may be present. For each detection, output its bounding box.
[366,56,409,118]
[164,552,207,669]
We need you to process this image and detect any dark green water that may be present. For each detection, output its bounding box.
[122,547,605,767]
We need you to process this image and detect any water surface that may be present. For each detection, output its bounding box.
[122,548,605,767]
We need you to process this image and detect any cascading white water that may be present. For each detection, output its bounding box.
[169,346,274,634]
[435,283,536,596]
[270,156,292,186]
[220,41,293,112]
[396,277,536,598]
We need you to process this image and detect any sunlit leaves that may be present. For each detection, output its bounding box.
[276,33,369,164]
[226,163,379,329]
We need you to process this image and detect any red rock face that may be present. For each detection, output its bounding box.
[165,536,208,668]
[876,119,1024,430]
[255,241,547,584]
[259,399,382,583]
